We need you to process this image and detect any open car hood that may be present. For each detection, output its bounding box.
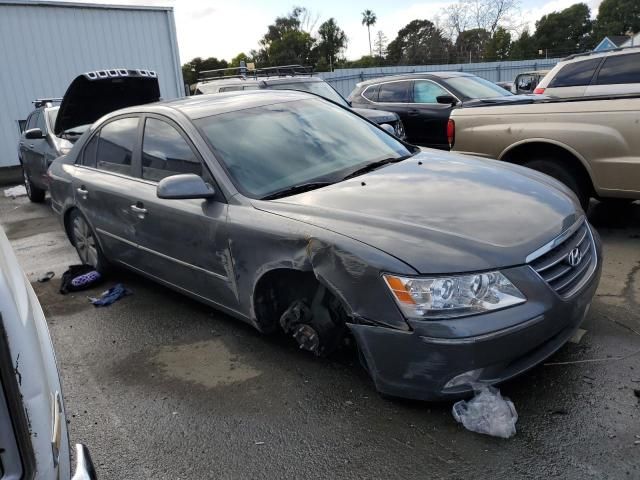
[54,69,160,135]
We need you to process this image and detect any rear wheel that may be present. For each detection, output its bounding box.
[68,210,108,272]
[23,168,45,203]
[522,158,590,211]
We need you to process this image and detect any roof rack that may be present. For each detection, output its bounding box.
[198,62,313,82]
[563,44,640,61]
[32,98,62,108]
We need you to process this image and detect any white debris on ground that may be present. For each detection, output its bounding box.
[452,386,518,439]
[4,185,27,198]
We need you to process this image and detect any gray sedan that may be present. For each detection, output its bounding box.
[48,89,601,400]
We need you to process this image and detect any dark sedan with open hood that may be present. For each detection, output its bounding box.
[48,87,601,400]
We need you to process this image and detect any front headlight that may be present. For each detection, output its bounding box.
[383,271,525,319]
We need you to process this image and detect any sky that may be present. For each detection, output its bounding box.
[64,0,603,63]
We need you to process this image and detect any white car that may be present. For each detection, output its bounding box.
[535,47,640,97]
[0,226,95,479]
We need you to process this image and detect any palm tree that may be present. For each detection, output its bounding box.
[361,10,377,57]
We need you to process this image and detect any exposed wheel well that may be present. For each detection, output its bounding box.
[501,142,594,196]
[253,269,321,333]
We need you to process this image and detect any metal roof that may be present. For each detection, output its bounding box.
[0,0,173,11]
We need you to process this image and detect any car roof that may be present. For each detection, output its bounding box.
[119,89,317,120]
[196,75,322,87]
[560,45,640,63]
[356,71,473,87]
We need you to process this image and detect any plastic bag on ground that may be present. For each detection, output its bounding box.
[4,185,27,198]
[452,385,518,439]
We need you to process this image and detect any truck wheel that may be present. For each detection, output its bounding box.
[522,159,590,211]
[23,168,45,203]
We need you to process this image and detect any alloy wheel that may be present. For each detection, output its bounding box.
[72,215,99,268]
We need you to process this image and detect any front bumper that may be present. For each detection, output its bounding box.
[349,243,602,401]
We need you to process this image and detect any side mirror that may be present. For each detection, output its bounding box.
[436,95,458,106]
[25,128,45,139]
[380,123,395,135]
[157,174,216,200]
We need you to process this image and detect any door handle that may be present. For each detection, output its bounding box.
[130,204,148,218]
[76,186,89,198]
[407,109,420,116]
[29,144,35,148]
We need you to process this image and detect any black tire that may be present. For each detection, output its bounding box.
[68,210,109,273]
[23,168,45,203]
[522,158,590,211]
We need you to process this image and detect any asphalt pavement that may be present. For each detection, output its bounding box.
[1,191,639,479]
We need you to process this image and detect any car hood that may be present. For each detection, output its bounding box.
[252,151,581,274]
[352,108,399,124]
[54,69,160,135]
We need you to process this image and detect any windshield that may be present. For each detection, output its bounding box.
[267,81,349,107]
[445,76,514,99]
[196,99,410,199]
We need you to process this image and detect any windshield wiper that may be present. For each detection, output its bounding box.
[261,181,334,200]
[341,155,411,181]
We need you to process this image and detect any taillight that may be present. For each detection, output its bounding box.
[533,87,545,94]
[447,119,455,149]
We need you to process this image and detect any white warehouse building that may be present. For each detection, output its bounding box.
[0,0,184,171]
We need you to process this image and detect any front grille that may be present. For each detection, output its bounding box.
[529,220,596,298]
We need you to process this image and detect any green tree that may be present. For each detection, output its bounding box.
[181,56,228,86]
[454,28,491,62]
[361,10,377,57]
[374,31,388,58]
[593,0,640,38]
[533,3,594,55]
[316,18,347,69]
[484,27,512,60]
[509,29,536,59]
[229,52,252,67]
[254,7,318,66]
[386,19,453,65]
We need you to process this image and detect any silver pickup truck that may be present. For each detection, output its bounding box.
[450,94,640,209]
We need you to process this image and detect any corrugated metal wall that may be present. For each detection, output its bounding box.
[0,1,183,168]
[318,58,561,98]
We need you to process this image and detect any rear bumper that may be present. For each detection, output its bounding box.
[349,246,602,401]
[71,444,97,480]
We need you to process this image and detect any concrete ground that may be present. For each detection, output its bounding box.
[1,190,639,480]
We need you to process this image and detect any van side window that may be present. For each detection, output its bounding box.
[597,53,640,85]
[548,58,601,88]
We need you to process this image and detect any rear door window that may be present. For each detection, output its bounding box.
[142,118,202,182]
[548,58,601,88]
[413,80,449,103]
[95,117,139,176]
[596,53,640,85]
[378,81,411,103]
[82,134,99,168]
[26,110,40,130]
[35,110,47,133]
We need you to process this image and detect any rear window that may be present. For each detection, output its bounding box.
[596,53,640,85]
[378,81,410,103]
[549,58,601,88]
